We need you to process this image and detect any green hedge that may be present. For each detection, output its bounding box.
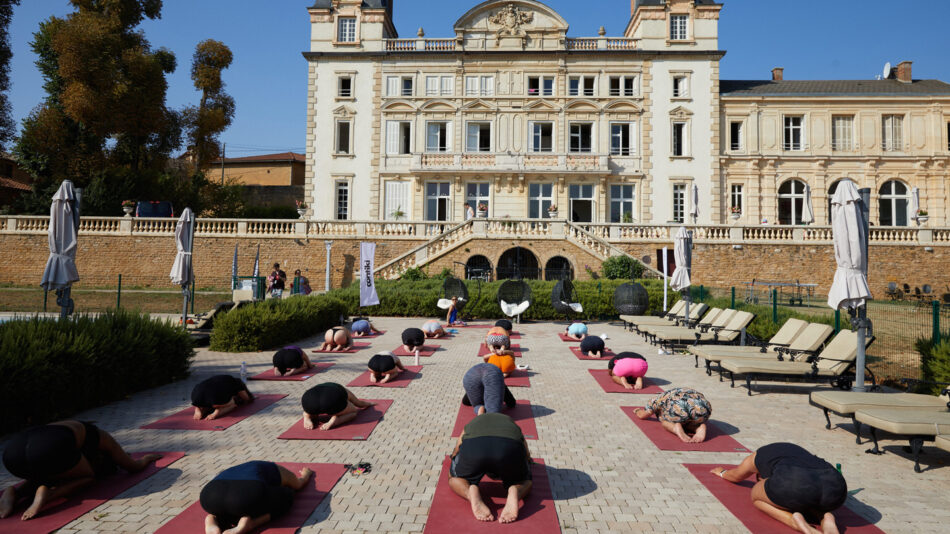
[325,279,676,321]
[210,295,349,352]
[0,311,194,434]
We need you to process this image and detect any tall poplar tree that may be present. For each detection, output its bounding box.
[0,0,20,151]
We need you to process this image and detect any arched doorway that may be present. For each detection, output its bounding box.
[778,179,807,225]
[496,248,540,280]
[465,255,493,281]
[879,180,910,226]
[545,256,574,281]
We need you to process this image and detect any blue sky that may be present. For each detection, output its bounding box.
[6,0,950,157]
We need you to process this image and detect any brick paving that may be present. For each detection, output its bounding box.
[2,317,948,533]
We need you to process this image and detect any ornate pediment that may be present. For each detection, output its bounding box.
[604,100,642,113]
[565,99,600,112]
[488,3,534,38]
[381,100,417,112]
[523,99,560,112]
[419,99,458,112]
[454,1,568,50]
[670,106,693,119]
[462,99,498,111]
[332,105,357,117]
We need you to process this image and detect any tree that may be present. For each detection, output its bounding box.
[183,39,234,170]
[0,0,20,151]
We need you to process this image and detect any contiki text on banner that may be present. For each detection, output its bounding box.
[359,242,380,307]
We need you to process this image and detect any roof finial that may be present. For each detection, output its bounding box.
[417,27,425,37]
[598,26,606,37]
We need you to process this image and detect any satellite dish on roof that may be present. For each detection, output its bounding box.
[882,62,892,80]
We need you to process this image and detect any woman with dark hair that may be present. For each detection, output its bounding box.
[200,461,312,534]
[272,346,314,377]
[191,375,254,421]
[367,352,406,384]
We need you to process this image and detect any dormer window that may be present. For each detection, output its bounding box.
[337,17,357,42]
[670,14,688,41]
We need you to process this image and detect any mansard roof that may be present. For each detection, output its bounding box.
[721,79,950,97]
[310,1,388,8]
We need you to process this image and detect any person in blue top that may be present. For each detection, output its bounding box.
[200,460,312,534]
[350,318,382,337]
[446,296,464,326]
[564,321,588,340]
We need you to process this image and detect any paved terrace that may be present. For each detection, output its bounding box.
[1,317,947,533]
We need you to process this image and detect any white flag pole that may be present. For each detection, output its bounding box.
[662,247,669,312]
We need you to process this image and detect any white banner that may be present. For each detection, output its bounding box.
[359,242,380,307]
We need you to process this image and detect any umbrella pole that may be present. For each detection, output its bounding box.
[853,187,872,392]
[182,287,190,329]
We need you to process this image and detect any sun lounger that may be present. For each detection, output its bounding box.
[855,408,950,472]
[809,389,949,443]
[619,300,685,329]
[720,330,875,395]
[641,308,735,344]
[651,311,754,352]
[624,303,709,333]
[688,318,807,359]
[692,322,833,374]
[936,434,950,454]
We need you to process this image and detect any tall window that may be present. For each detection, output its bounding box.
[882,115,904,151]
[569,184,594,222]
[338,76,353,97]
[384,181,410,220]
[611,123,636,156]
[335,182,349,220]
[465,76,494,96]
[426,122,450,152]
[385,76,399,97]
[729,121,743,151]
[569,123,593,153]
[335,120,351,154]
[528,183,554,219]
[783,116,804,151]
[385,121,412,155]
[730,184,743,213]
[672,184,686,223]
[832,116,854,151]
[879,180,909,226]
[466,183,490,215]
[568,76,595,96]
[337,17,356,42]
[530,122,553,152]
[609,76,636,96]
[528,76,554,96]
[672,76,688,98]
[778,179,807,225]
[466,122,492,152]
[401,77,414,97]
[426,182,451,221]
[610,184,636,223]
[428,75,453,96]
[670,14,688,40]
[672,122,687,156]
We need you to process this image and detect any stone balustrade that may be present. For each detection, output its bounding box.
[383,37,638,53]
[409,152,614,173]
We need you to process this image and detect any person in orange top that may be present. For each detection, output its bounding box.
[483,329,515,377]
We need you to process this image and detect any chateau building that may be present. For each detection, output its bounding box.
[303,0,950,228]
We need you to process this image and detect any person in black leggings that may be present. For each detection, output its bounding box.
[200,460,312,534]
[710,443,847,534]
[367,352,406,384]
[580,335,606,357]
[0,421,161,521]
[301,383,375,431]
[191,375,254,421]
[272,346,314,377]
[449,413,532,524]
[401,328,425,352]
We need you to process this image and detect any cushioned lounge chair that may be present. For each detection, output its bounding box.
[855,408,950,472]
[809,389,949,444]
[640,308,733,342]
[651,311,754,352]
[692,322,832,374]
[720,330,875,395]
[936,434,950,454]
[625,302,709,333]
[619,300,685,330]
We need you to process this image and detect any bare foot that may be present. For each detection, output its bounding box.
[0,486,15,519]
[499,496,520,523]
[319,421,334,431]
[370,373,378,383]
[820,513,840,534]
[133,454,163,472]
[299,468,314,482]
[274,368,281,376]
[193,409,203,421]
[303,415,315,430]
[792,512,822,534]
[21,485,48,521]
[205,513,222,534]
[467,486,493,522]
[622,381,634,390]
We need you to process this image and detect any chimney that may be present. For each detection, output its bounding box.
[896,61,912,83]
[771,67,784,81]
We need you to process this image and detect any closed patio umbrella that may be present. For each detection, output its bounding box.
[252,244,261,299]
[827,179,873,391]
[170,208,195,327]
[670,226,693,325]
[41,180,81,318]
[801,184,815,225]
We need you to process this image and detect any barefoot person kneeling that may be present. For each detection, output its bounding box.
[633,387,711,443]
[200,460,312,534]
[272,346,314,377]
[301,383,375,430]
[0,421,161,521]
[608,352,649,390]
[367,352,406,384]
[710,443,847,534]
[318,326,352,352]
[449,413,533,524]
[192,375,254,421]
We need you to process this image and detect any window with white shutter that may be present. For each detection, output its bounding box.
[441,76,454,96]
[425,76,439,96]
[386,76,399,97]
[385,181,410,220]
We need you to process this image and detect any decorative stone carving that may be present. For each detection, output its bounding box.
[489,3,534,43]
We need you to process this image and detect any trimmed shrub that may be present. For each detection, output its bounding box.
[0,311,194,434]
[914,337,950,394]
[601,256,644,280]
[400,267,427,281]
[210,295,349,352]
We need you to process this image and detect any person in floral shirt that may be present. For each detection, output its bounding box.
[633,388,711,443]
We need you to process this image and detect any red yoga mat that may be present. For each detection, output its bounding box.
[311,342,371,354]
[423,457,558,534]
[683,464,885,534]
[154,462,346,534]
[509,332,522,339]
[0,452,184,534]
[249,363,334,381]
[452,400,538,440]
[347,366,422,388]
[356,330,386,337]
[557,332,582,342]
[278,399,393,440]
[621,407,751,453]
[588,369,664,394]
[392,344,440,357]
[452,323,492,328]
[569,346,615,360]
[141,394,286,431]
[478,343,523,358]
[505,369,531,388]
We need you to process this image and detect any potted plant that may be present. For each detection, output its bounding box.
[477,203,488,218]
[916,209,929,225]
[547,204,559,219]
[390,205,406,220]
[621,212,634,224]
[295,200,308,218]
[121,200,136,216]
[730,206,742,221]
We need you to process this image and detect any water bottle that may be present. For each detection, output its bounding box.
[240,361,248,383]
[414,349,420,367]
